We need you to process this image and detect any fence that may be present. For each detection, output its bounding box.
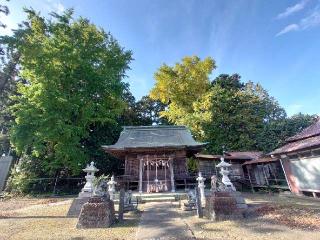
[3,177,85,196]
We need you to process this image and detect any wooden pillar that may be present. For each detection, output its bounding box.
[279,158,292,192]
[261,164,269,186]
[169,159,175,193]
[139,158,143,193]
[246,166,255,193]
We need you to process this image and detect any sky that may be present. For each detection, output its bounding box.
[1,0,320,116]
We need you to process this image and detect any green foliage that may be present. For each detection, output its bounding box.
[3,9,132,176]
[256,113,317,152]
[135,96,169,125]
[205,75,287,153]
[0,51,20,154]
[5,155,39,194]
[93,174,109,188]
[150,56,312,154]
[187,157,198,173]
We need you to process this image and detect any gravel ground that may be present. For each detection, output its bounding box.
[0,197,141,240]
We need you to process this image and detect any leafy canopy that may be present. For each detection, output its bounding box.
[150,56,216,138]
[205,74,286,153]
[6,9,132,175]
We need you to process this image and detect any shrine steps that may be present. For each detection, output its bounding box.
[133,192,187,203]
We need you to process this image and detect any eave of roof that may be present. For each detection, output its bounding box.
[195,151,262,161]
[285,118,320,142]
[270,135,320,155]
[243,157,279,165]
[102,144,206,152]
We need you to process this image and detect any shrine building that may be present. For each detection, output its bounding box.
[102,125,205,193]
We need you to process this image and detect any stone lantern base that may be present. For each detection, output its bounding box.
[76,196,115,228]
[205,191,247,221]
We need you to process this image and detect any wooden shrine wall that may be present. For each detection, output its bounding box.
[123,150,188,179]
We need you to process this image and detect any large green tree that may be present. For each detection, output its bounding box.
[135,96,169,125]
[2,9,132,176]
[205,74,286,153]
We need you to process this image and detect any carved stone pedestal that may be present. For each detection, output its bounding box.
[205,191,247,221]
[76,196,115,228]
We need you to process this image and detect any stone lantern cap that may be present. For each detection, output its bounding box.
[216,157,232,168]
[83,161,99,173]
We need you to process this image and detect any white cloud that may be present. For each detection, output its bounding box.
[0,13,18,36]
[276,23,299,36]
[53,2,65,14]
[300,9,320,29]
[276,5,320,36]
[276,0,309,19]
[42,0,66,14]
[287,104,303,116]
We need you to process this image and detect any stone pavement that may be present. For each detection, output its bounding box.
[135,202,195,240]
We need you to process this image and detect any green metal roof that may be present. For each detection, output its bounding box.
[102,125,205,151]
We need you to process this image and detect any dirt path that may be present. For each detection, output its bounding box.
[136,202,195,240]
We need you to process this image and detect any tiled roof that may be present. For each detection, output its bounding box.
[102,125,205,151]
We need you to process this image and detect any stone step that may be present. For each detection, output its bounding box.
[141,196,176,202]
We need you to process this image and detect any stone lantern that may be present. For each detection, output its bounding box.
[79,162,99,198]
[196,172,206,205]
[216,157,236,191]
[107,175,117,200]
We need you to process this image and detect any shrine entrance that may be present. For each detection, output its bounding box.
[139,155,175,193]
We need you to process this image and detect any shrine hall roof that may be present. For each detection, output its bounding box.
[102,125,206,152]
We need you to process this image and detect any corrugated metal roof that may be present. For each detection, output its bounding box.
[243,157,279,165]
[270,135,320,155]
[102,125,205,151]
[286,118,320,142]
[270,118,320,155]
[195,151,262,161]
[226,151,263,160]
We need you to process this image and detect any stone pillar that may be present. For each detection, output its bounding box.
[139,158,143,193]
[118,188,125,222]
[169,159,175,193]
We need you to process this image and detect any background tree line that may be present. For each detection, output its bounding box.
[0,6,316,193]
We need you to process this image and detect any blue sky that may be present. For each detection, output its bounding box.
[2,0,320,116]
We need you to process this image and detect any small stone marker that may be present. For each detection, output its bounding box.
[118,188,125,222]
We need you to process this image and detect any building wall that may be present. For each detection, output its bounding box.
[124,150,188,179]
[282,155,320,193]
[198,160,217,176]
